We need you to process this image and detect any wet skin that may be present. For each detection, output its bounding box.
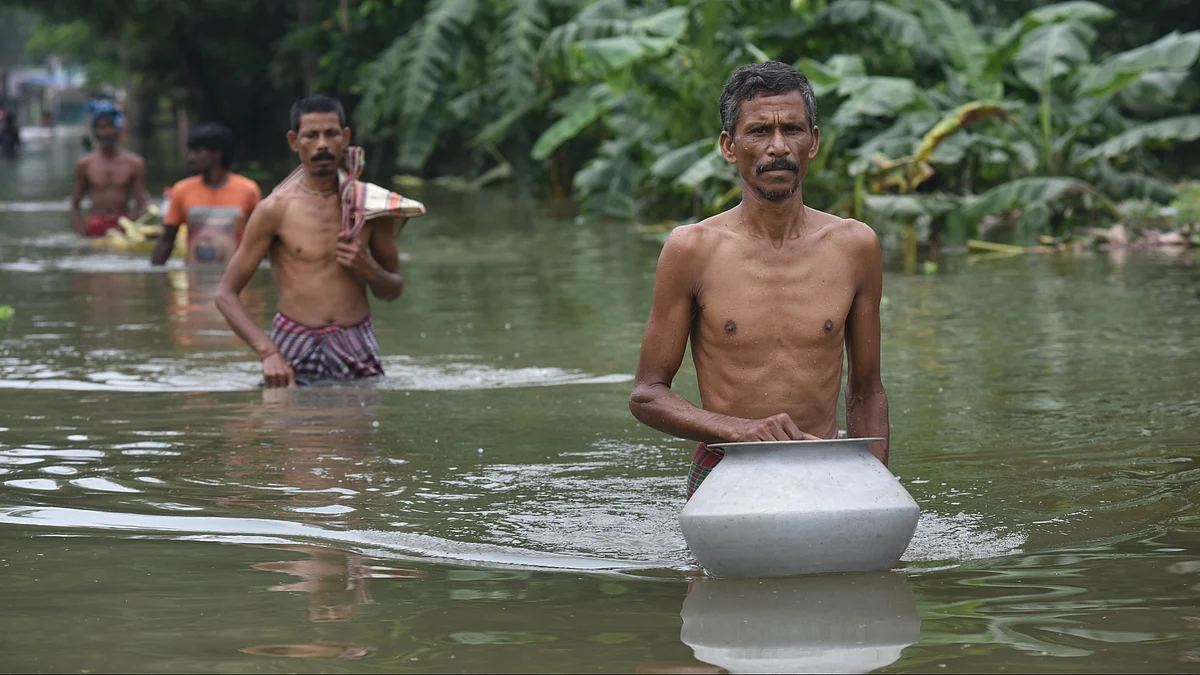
[215,112,405,388]
[629,90,890,463]
[69,118,147,234]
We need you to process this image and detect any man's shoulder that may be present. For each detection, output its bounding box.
[813,209,878,249]
[662,214,734,254]
[227,173,263,196]
[120,149,146,166]
[171,174,204,192]
[252,190,293,220]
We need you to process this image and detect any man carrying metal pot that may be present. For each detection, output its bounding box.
[629,61,890,499]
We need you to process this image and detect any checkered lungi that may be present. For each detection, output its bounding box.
[686,444,725,500]
[268,313,384,381]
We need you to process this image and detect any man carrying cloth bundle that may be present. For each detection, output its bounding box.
[216,94,426,387]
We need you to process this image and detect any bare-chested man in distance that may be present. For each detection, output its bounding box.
[70,112,148,237]
[216,94,407,388]
[629,61,890,498]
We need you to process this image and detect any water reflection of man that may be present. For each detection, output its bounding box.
[70,112,148,237]
[164,268,269,350]
[152,123,262,266]
[221,385,384,519]
[628,61,890,498]
[251,544,375,623]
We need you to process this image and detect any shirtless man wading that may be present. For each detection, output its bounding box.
[70,112,148,237]
[629,61,890,498]
[216,94,405,388]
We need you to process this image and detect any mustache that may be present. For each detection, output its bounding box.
[756,157,799,175]
[311,150,337,162]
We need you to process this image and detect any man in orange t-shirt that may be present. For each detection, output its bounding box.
[151,123,262,265]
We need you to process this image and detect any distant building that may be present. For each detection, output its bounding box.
[5,61,90,126]
[0,7,92,127]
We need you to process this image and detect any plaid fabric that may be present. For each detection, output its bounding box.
[686,444,726,500]
[273,146,426,238]
[268,313,384,381]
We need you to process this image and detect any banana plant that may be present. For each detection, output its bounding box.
[812,0,1200,242]
[358,0,573,173]
[532,0,795,220]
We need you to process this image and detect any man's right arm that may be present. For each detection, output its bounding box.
[628,227,815,444]
[151,186,185,266]
[69,160,87,235]
[150,226,181,266]
[215,197,293,387]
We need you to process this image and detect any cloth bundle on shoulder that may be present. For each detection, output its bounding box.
[273,146,426,237]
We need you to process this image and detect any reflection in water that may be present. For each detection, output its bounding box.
[249,543,425,623]
[252,544,377,623]
[219,385,384,522]
[165,268,268,349]
[72,268,149,330]
[240,642,371,659]
[680,573,920,674]
[241,542,423,659]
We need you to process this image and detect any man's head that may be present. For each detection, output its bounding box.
[287,93,349,179]
[187,122,235,173]
[718,61,820,202]
[92,112,121,151]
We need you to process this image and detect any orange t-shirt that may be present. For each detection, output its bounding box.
[165,173,262,263]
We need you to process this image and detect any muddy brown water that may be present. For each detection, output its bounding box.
[1,132,1198,672]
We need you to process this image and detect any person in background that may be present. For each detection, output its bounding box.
[152,123,262,265]
[70,111,147,237]
[0,107,20,157]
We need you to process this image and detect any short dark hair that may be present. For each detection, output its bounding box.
[187,122,235,168]
[290,93,346,131]
[92,112,118,130]
[719,61,817,136]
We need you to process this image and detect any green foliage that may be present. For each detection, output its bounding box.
[1084,116,1200,160]
[10,0,1200,245]
[23,19,123,87]
[531,84,621,161]
[1169,182,1200,224]
[815,0,1200,243]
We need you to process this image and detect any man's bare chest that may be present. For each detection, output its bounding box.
[695,259,856,347]
[275,205,362,264]
[86,161,135,187]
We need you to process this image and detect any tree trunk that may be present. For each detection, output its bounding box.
[298,0,318,94]
[134,82,156,143]
[175,102,189,172]
[118,41,137,144]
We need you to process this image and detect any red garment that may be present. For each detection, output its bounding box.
[84,214,123,237]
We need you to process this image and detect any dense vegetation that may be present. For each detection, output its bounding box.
[6,0,1200,244]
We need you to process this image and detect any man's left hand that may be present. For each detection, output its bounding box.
[335,235,376,275]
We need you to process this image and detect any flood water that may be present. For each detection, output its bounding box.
[1,132,1198,672]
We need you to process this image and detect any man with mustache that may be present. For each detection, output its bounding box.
[629,61,889,498]
[70,111,148,237]
[215,94,424,387]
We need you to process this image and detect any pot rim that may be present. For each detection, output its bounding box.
[708,437,886,451]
